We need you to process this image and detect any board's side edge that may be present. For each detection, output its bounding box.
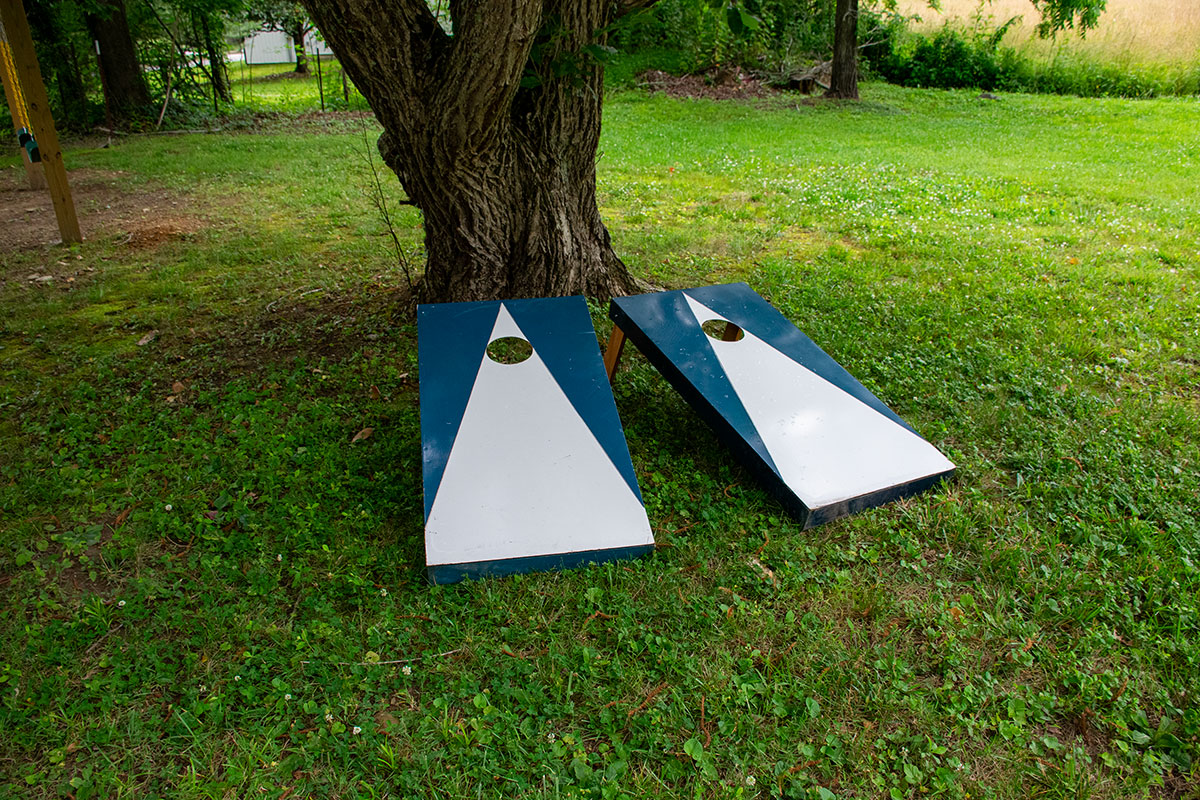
[805,467,957,529]
[427,543,656,585]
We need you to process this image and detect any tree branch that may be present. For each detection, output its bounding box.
[432,0,542,151]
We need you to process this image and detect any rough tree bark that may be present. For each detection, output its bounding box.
[826,0,859,100]
[300,0,648,303]
[86,0,150,121]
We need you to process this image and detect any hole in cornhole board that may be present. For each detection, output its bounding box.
[418,296,655,584]
[701,320,744,342]
[486,336,533,364]
[609,283,955,529]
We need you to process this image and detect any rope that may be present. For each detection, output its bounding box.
[0,36,33,131]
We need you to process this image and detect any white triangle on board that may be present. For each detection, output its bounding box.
[682,293,954,509]
[426,304,654,566]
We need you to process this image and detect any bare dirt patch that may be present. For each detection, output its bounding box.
[253,69,313,82]
[118,216,204,249]
[0,166,201,254]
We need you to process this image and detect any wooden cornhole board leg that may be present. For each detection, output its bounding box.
[419,295,654,584]
[603,325,626,382]
[609,282,955,528]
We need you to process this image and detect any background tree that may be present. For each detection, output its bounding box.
[147,0,243,110]
[196,7,230,100]
[25,0,93,130]
[165,0,245,103]
[246,0,313,73]
[86,0,151,121]
[825,0,858,98]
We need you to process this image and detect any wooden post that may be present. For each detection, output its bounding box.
[0,20,43,188]
[722,322,743,342]
[0,0,81,243]
[603,325,626,383]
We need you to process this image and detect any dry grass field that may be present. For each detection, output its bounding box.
[896,0,1200,65]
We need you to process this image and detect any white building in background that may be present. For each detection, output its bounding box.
[242,30,333,65]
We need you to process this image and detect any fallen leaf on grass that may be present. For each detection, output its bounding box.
[749,557,778,586]
[370,385,381,401]
[172,381,186,394]
[351,427,374,444]
[137,330,159,346]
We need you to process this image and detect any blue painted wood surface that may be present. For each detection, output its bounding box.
[419,296,654,583]
[610,283,955,527]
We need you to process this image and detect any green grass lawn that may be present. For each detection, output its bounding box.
[1,81,1198,799]
[225,58,371,113]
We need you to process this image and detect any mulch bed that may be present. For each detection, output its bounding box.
[639,67,778,100]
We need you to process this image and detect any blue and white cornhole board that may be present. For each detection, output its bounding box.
[419,296,654,584]
[609,283,955,528]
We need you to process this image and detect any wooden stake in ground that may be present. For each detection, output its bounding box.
[0,0,82,243]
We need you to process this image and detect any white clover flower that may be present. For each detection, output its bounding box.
[380,588,387,597]
[325,712,334,723]
[117,600,126,608]
[234,675,241,682]
[199,685,206,693]
[352,726,362,735]
[276,554,282,562]
[547,733,556,742]
[165,504,173,511]
[402,665,412,676]
[745,776,756,787]
[285,694,292,701]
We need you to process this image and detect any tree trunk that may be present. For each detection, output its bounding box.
[301,0,639,303]
[377,68,630,301]
[199,13,230,102]
[26,0,90,130]
[87,0,150,121]
[289,21,308,74]
[826,0,859,100]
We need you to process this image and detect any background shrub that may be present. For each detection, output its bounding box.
[612,0,1199,99]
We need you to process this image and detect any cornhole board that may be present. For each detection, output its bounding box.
[608,283,955,528]
[419,295,654,584]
